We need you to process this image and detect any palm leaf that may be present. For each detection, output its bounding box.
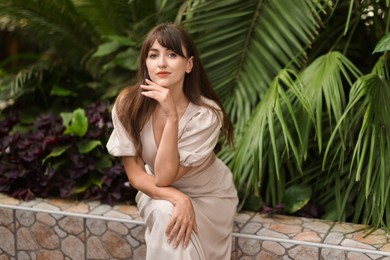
[184,0,330,132]
[373,32,390,53]
[72,0,133,36]
[0,60,51,101]
[348,74,390,228]
[73,0,181,38]
[300,51,362,153]
[324,56,390,229]
[221,69,313,206]
[0,0,99,65]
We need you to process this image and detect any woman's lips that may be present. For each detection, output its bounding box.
[156,72,170,77]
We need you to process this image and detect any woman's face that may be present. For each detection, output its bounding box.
[145,40,193,90]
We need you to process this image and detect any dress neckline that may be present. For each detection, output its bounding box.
[150,102,192,148]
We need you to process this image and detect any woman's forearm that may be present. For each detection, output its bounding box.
[136,173,188,204]
[122,156,185,204]
[154,117,180,186]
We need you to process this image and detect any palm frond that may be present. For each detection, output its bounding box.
[324,56,390,229]
[0,0,99,65]
[0,60,51,101]
[184,0,330,131]
[220,69,314,207]
[126,0,185,40]
[72,0,180,38]
[300,51,362,153]
[349,77,390,228]
[373,32,390,53]
[72,0,132,36]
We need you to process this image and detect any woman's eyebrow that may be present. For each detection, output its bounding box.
[148,47,173,52]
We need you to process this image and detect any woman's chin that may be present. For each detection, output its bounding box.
[152,79,171,87]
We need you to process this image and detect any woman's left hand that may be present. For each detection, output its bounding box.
[165,194,199,249]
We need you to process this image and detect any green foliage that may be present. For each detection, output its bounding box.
[184,0,327,132]
[50,85,78,97]
[78,140,102,154]
[0,60,51,102]
[241,191,262,212]
[300,51,362,152]
[323,58,390,227]
[43,145,72,163]
[185,0,390,231]
[284,185,312,214]
[222,69,313,206]
[1,101,135,205]
[61,108,88,137]
[373,32,390,53]
[90,35,139,78]
[0,0,99,65]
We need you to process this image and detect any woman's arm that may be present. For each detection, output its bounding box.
[154,112,179,186]
[124,155,180,200]
[141,79,190,186]
[154,115,191,186]
[122,155,197,248]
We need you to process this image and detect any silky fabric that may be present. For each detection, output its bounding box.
[107,97,238,260]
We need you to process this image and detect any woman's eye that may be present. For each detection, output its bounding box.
[148,53,158,59]
[168,53,177,58]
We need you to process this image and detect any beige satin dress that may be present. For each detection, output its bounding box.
[107,97,238,260]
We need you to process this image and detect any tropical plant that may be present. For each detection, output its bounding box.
[181,0,390,231]
[0,100,136,204]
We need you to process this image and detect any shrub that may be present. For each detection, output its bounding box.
[0,100,137,205]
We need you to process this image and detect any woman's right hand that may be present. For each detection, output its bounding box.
[165,194,199,249]
[140,79,177,120]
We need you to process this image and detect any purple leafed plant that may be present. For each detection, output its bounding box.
[0,100,136,205]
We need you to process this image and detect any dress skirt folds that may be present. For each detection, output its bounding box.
[107,97,238,260]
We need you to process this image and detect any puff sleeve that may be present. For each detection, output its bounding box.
[106,105,137,157]
[178,106,222,167]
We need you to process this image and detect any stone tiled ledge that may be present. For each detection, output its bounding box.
[1,192,390,260]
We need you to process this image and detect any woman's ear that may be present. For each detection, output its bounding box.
[186,56,194,73]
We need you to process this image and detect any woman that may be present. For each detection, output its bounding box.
[106,23,238,260]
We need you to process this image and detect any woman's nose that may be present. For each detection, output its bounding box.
[157,56,167,68]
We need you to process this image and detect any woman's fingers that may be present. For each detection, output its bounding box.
[140,85,165,96]
[165,216,197,249]
[165,217,175,241]
[167,220,193,249]
[165,195,197,249]
[145,78,155,85]
[140,87,169,105]
[140,89,158,99]
[140,83,163,91]
[141,79,165,91]
[166,220,179,243]
[140,82,178,118]
[174,224,187,249]
[140,82,170,103]
[182,225,193,249]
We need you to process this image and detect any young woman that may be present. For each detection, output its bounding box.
[106,23,238,260]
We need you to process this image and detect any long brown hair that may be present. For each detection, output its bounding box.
[115,23,234,154]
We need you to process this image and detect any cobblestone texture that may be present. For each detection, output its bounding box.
[1,192,389,260]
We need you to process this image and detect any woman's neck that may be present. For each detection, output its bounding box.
[170,88,189,109]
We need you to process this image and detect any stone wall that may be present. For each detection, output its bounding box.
[1,208,146,259]
[1,193,390,259]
